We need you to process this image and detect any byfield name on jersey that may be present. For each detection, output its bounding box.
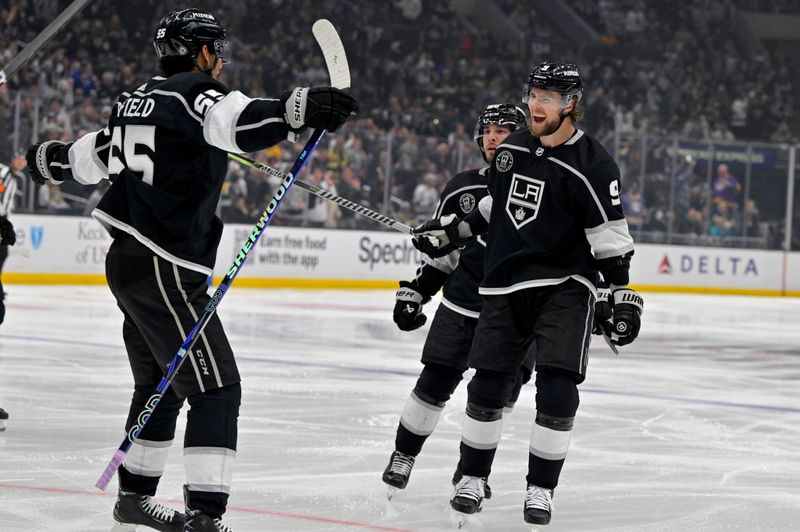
[116,96,156,118]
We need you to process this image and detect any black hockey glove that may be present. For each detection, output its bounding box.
[603,288,643,346]
[592,284,613,336]
[281,87,359,132]
[26,141,66,185]
[393,280,431,331]
[411,214,470,259]
[0,216,15,246]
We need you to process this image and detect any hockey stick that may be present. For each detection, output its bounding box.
[227,153,413,235]
[0,0,92,86]
[95,19,350,491]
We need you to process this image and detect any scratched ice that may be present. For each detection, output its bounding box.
[1,286,799,531]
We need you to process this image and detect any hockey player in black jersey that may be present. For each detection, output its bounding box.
[413,61,643,527]
[382,104,529,498]
[25,9,357,532]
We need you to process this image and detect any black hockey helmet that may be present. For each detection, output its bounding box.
[474,103,527,161]
[524,61,583,105]
[153,8,230,65]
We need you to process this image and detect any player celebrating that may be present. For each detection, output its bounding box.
[412,61,643,527]
[25,9,357,532]
[382,104,529,498]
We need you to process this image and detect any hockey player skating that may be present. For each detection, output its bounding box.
[25,9,357,532]
[412,61,643,528]
[382,104,530,500]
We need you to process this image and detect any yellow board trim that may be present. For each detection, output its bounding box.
[4,273,800,297]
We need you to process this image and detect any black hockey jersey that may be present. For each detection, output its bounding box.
[50,72,292,274]
[480,128,634,295]
[416,167,489,317]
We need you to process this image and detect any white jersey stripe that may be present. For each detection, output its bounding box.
[92,209,213,276]
[441,297,481,319]
[203,90,252,152]
[153,257,206,393]
[497,143,531,153]
[479,274,597,298]
[172,263,224,388]
[585,219,635,260]
[432,183,486,219]
[68,131,108,185]
[547,156,609,223]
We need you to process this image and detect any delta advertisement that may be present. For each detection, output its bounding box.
[4,214,800,295]
[630,244,788,294]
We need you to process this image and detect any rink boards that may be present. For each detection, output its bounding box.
[4,213,799,296]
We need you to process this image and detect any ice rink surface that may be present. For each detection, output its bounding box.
[1,285,799,532]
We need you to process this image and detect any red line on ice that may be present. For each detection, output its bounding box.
[0,482,413,532]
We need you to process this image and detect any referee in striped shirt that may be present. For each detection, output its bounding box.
[0,151,23,325]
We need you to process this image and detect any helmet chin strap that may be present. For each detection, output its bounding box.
[193,50,219,76]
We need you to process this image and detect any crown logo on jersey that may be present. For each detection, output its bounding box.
[535,147,544,156]
[459,193,476,213]
[506,173,545,229]
[496,151,513,172]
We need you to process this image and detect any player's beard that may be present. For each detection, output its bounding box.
[530,113,563,138]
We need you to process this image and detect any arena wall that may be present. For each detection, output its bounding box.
[4,214,799,296]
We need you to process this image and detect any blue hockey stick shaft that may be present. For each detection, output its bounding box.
[95,128,326,490]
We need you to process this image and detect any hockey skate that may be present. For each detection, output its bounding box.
[523,484,553,529]
[0,408,7,431]
[451,461,492,499]
[183,510,232,532]
[111,490,185,532]
[450,475,486,528]
[382,450,415,499]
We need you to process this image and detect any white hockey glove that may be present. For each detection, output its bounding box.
[411,214,471,258]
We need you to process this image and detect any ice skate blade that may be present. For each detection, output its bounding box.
[386,486,398,500]
[449,507,482,530]
[110,522,138,532]
[529,525,545,531]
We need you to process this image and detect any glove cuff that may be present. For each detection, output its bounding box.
[398,280,430,305]
[283,87,308,129]
[612,288,643,314]
[35,141,66,185]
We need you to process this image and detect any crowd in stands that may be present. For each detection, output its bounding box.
[1,0,798,248]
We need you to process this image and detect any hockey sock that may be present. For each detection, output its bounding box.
[395,364,462,456]
[527,368,580,489]
[459,369,517,478]
[119,385,184,495]
[184,382,241,518]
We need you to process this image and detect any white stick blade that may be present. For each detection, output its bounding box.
[312,19,351,90]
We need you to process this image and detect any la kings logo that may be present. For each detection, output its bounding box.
[506,173,545,229]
